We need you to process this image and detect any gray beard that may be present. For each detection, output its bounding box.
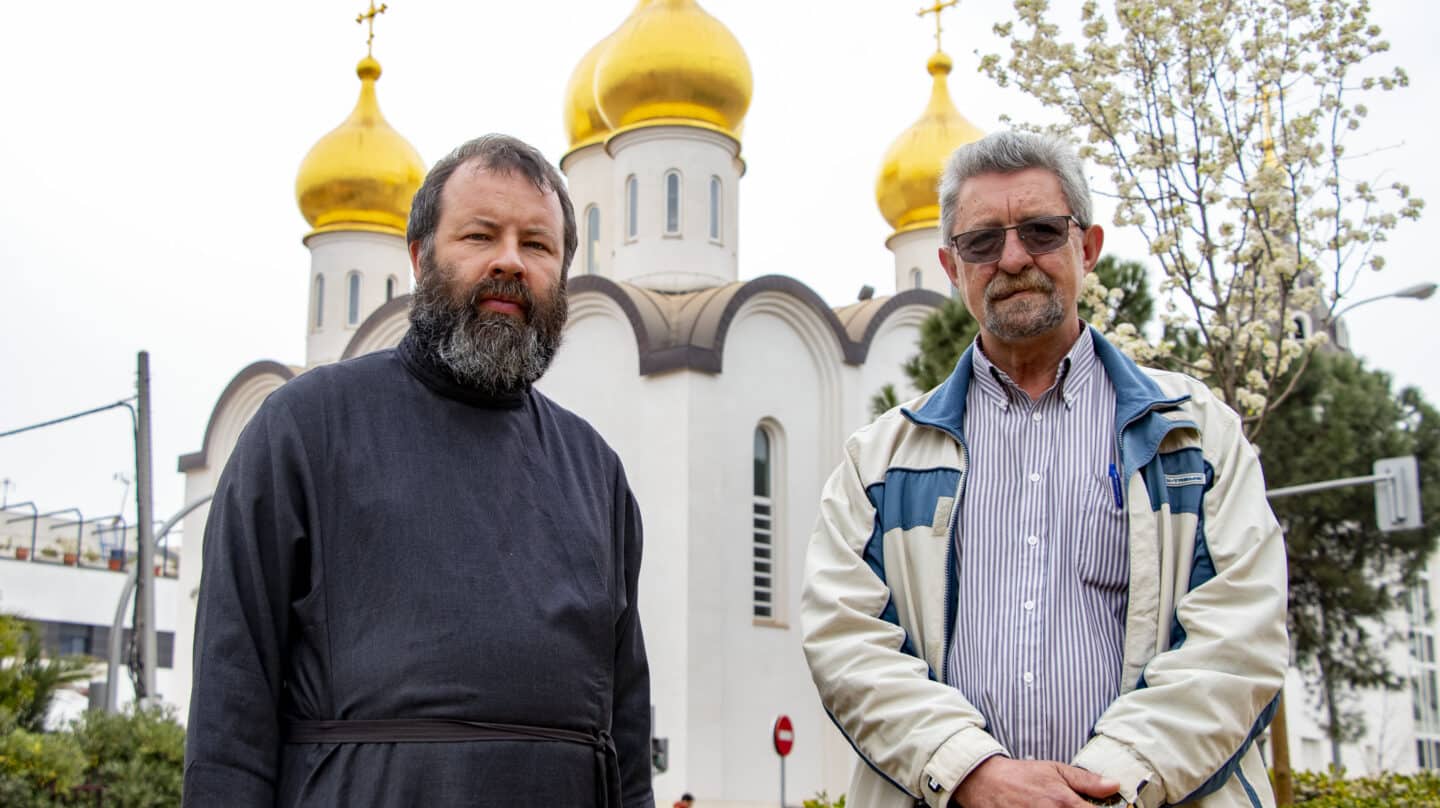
[982,269,1065,341]
[408,258,568,395]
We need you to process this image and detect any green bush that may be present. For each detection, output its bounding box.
[72,706,185,807]
[0,727,85,808]
[0,706,184,807]
[804,791,845,808]
[1294,768,1440,807]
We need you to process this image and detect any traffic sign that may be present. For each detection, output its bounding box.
[773,715,794,757]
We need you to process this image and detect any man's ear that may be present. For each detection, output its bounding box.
[1081,224,1105,272]
[938,246,960,289]
[409,239,423,284]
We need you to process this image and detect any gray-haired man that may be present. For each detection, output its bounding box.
[802,131,1287,808]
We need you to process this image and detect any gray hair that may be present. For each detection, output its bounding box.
[938,131,1093,243]
[407,133,578,277]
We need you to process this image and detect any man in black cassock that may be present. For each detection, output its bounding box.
[183,134,652,807]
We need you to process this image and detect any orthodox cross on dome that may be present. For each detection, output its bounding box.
[1245,83,1280,169]
[916,0,960,52]
[356,1,389,57]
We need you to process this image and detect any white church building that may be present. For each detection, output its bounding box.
[169,1,980,804]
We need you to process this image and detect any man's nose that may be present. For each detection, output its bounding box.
[995,228,1030,274]
[488,236,525,280]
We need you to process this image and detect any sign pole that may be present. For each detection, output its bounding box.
[773,714,795,808]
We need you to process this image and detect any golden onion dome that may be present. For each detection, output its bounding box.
[593,0,753,140]
[295,56,425,238]
[876,51,985,234]
[564,33,617,150]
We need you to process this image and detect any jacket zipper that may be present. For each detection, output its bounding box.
[939,432,969,686]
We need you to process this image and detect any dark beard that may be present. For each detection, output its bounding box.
[408,256,568,395]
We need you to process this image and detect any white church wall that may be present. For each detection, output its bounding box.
[887,227,949,298]
[607,126,742,292]
[536,297,699,800]
[560,144,614,279]
[677,298,851,804]
[303,231,411,367]
[858,304,936,416]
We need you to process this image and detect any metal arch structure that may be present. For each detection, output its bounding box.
[105,493,213,713]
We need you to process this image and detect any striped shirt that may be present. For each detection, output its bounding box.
[944,326,1130,763]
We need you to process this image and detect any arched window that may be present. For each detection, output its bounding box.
[752,424,776,620]
[347,272,361,326]
[911,268,924,290]
[313,275,325,329]
[625,175,638,240]
[664,171,681,235]
[708,176,722,241]
[586,205,601,274]
[385,275,397,301]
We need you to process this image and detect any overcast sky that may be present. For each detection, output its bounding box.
[1,1,1435,540]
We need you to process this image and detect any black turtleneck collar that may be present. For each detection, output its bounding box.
[397,328,528,409]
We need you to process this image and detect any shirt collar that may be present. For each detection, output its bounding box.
[970,323,1098,411]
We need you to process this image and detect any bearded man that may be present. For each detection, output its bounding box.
[184,134,652,808]
[802,131,1287,808]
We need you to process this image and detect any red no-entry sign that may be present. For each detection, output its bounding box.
[773,715,795,757]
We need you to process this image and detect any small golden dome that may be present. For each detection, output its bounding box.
[564,33,617,150]
[876,51,985,234]
[593,0,753,140]
[295,56,425,238]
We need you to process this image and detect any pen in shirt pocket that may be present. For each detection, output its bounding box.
[1107,463,1124,508]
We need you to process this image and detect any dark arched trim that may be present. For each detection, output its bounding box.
[178,360,296,472]
[706,275,857,368]
[341,294,414,360]
[566,275,660,374]
[564,275,942,377]
[851,288,948,363]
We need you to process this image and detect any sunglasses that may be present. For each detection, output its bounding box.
[949,215,1082,263]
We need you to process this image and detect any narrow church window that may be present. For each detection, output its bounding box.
[347,272,361,326]
[313,275,325,329]
[709,176,722,241]
[664,171,681,235]
[626,175,638,240]
[385,275,397,301]
[753,425,774,619]
[911,268,923,290]
[586,205,601,274]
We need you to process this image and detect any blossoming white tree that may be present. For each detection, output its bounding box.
[983,0,1423,438]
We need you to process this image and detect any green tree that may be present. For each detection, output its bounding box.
[871,255,1152,416]
[985,0,1423,437]
[1257,351,1440,767]
[0,615,92,733]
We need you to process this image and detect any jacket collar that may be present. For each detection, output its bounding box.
[903,326,1190,460]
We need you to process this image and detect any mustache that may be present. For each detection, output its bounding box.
[461,277,535,320]
[985,269,1055,301]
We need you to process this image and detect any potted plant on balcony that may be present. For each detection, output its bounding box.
[39,546,59,562]
[83,549,101,566]
[59,539,78,566]
[108,548,125,571]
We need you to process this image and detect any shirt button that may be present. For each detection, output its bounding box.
[1032,412,1043,422]
[1026,535,1038,546]
[1028,472,1040,482]
[1023,672,1034,685]
[1023,600,1035,611]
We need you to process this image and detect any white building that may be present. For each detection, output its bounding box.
[170,2,983,805]
[0,508,181,718]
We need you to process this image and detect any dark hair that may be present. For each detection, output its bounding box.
[407,133,578,277]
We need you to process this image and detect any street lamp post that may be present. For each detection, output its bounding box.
[1332,281,1437,320]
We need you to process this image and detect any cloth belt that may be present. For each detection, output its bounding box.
[284,718,621,808]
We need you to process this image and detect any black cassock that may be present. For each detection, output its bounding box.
[184,330,652,807]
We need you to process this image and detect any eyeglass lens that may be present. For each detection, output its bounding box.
[952,215,1075,263]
